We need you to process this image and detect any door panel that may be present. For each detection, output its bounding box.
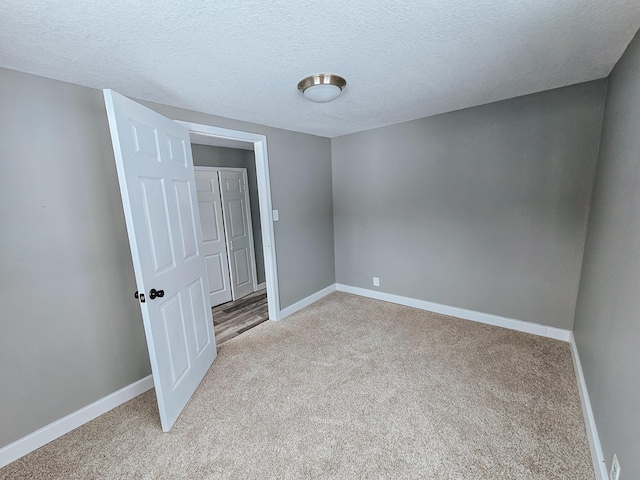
[218,170,256,300]
[130,120,160,160]
[205,254,226,292]
[167,134,188,166]
[173,180,199,260]
[139,178,175,273]
[195,170,232,307]
[160,294,190,385]
[227,199,246,238]
[188,278,212,355]
[222,176,242,193]
[198,203,221,243]
[104,90,217,432]
[233,248,251,285]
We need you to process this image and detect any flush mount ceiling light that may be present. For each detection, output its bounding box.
[298,73,347,103]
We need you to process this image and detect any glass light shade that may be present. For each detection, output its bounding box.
[303,84,342,103]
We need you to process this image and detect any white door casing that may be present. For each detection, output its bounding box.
[194,168,232,307]
[103,90,217,432]
[218,169,257,300]
[176,122,280,322]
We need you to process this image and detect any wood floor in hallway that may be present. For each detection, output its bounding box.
[212,289,268,346]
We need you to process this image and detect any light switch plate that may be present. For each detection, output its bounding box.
[272,209,279,221]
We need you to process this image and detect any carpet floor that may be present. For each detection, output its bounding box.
[0,292,594,479]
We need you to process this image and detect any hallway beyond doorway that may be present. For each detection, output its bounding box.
[213,289,268,346]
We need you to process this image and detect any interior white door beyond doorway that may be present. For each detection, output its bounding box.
[180,121,280,322]
[218,168,257,301]
[196,167,258,305]
[195,169,233,307]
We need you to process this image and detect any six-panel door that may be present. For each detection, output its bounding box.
[104,90,217,432]
[195,169,233,307]
[218,170,256,300]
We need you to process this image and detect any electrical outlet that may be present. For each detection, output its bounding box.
[373,277,380,287]
[610,454,620,480]
[272,209,279,221]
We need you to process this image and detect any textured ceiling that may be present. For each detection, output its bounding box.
[1,1,639,138]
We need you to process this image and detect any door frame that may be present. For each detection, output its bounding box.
[177,121,281,321]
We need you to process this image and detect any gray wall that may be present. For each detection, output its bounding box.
[332,80,607,329]
[191,144,266,285]
[0,67,334,448]
[0,69,151,447]
[573,30,640,476]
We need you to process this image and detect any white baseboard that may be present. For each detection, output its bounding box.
[0,375,154,469]
[569,333,608,480]
[335,284,600,478]
[279,284,337,319]
[334,284,572,342]
[256,282,266,291]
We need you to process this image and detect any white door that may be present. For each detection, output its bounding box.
[103,90,217,432]
[195,169,232,307]
[219,170,257,300]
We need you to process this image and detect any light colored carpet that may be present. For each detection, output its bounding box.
[1,292,594,479]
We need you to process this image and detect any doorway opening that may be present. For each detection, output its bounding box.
[179,121,281,346]
[194,164,265,345]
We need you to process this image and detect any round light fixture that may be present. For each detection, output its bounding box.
[298,73,347,103]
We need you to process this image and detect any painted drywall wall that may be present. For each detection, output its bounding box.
[332,80,606,329]
[0,67,334,448]
[573,30,640,477]
[0,68,151,447]
[191,144,266,285]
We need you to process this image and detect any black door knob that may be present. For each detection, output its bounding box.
[149,289,165,299]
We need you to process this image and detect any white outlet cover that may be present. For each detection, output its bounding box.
[610,454,620,480]
[272,209,279,221]
[373,277,380,287]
